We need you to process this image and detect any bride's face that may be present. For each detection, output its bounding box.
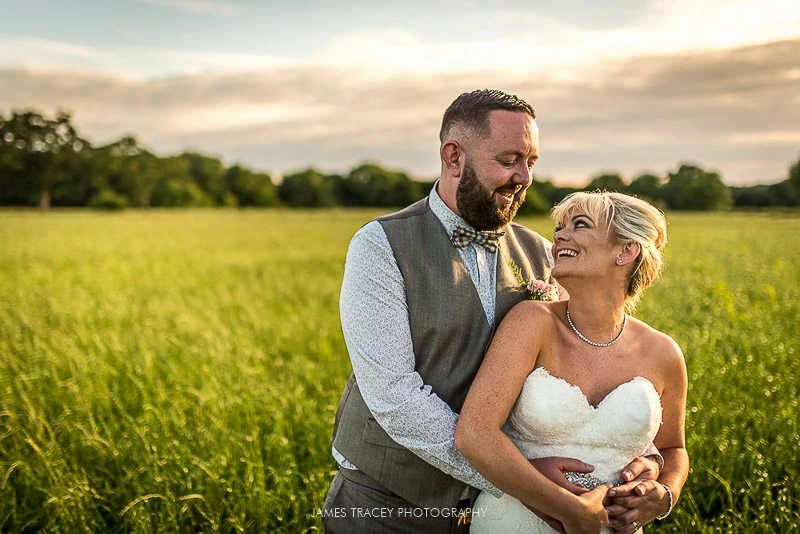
[551,210,621,280]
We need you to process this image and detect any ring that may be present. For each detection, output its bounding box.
[632,520,639,530]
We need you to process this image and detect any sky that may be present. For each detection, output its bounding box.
[2,0,799,186]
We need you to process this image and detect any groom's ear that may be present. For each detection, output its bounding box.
[617,242,641,266]
[441,140,464,178]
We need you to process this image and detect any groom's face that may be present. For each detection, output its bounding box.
[456,159,525,230]
[455,110,538,231]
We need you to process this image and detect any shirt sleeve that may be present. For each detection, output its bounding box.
[544,237,555,268]
[643,442,665,470]
[338,221,500,495]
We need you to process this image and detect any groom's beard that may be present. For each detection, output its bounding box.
[456,160,526,231]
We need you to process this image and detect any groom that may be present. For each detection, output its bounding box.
[324,89,661,533]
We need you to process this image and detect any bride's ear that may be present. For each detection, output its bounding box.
[616,242,641,266]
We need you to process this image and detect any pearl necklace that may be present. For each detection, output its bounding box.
[566,308,627,347]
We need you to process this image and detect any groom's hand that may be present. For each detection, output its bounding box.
[529,456,594,495]
[604,457,661,533]
[605,480,669,533]
[619,455,659,484]
[524,457,595,534]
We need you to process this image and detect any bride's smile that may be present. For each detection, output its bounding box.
[551,212,624,281]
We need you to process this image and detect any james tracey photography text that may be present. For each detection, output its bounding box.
[310,507,489,519]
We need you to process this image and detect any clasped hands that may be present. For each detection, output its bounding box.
[527,456,665,534]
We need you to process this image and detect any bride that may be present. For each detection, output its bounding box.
[455,191,689,534]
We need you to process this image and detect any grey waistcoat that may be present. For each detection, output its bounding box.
[331,197,552,508]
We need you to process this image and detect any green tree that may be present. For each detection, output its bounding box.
[788,155,800,204]
[662,163,732,211]
[51,146,99,206]
[516,184,550,215]
[627,173,663,202]
[149,156,211,207]
[343,162,421,207]
[87,189,129,210]
[279,168,338,207]
[534,179,580,207]
[0,109,85,208]
[151,179,213,207]
[585,172,626,192]
[179,151,229,205]
[223,165,279,207]
[767,180,799,207]
[731,185,775,207]
[98,136,161,208]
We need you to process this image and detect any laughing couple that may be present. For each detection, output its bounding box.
[323,89,689,534]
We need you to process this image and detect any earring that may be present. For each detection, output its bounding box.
[616,258,623,264]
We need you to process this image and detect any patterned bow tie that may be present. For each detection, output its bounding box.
[451,226,505,253]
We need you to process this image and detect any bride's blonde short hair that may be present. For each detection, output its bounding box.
[551,191,668,311]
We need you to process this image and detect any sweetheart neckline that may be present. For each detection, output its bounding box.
[528,367,658,410]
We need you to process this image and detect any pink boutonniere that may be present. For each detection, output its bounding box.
[507,258,559,301]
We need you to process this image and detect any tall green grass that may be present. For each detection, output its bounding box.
[0,209,798,532]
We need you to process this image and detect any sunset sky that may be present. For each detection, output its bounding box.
[2,0,799,185]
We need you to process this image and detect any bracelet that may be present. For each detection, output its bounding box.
[656,483,674,520]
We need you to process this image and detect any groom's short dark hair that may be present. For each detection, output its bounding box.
[439,89,536,142]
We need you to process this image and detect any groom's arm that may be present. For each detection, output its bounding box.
[337,221,500,494]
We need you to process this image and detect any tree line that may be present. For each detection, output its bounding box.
[1,109,798,212]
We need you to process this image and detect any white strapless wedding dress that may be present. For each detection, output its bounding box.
[471,367,662,534]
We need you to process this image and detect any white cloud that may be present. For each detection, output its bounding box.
[0,37,119,70]
[4,1,798,79]
[171,103,331,134]
[318,0,800,77]
[0,36,290,78]
[726,131,800,145]
[642,0,800,50]
[135,49,292,75]
[137,0,243,16]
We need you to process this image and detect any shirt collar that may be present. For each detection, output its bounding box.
[429,181,477,239]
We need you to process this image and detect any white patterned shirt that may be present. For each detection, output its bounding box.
[334,184,553,495]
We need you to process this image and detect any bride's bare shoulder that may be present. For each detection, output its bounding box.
[509,299,561,318]
[630,318,686,370]
[501,300,562,333]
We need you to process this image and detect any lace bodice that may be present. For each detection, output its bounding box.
[507,367,662,483]
[471,367,662,533]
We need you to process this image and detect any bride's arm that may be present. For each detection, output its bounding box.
[455,302,610,533]
[607,334,689,531]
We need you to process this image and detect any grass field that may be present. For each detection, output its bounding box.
[0,208,798,533]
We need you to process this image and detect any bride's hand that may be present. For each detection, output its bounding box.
[523,504,566,534]
[605,480,669,533]
[561,484,611,534]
